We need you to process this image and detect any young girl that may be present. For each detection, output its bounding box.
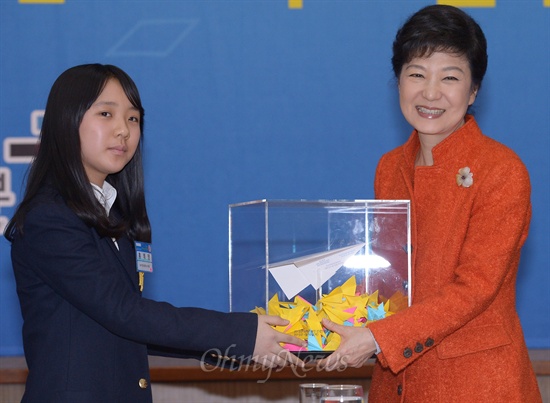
[5,64,304,402]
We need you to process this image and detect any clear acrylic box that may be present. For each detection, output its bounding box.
[229,199,411,354]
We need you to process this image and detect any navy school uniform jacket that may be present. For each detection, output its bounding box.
[10,186,257,403]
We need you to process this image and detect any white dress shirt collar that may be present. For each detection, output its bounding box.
[91,181,117,216]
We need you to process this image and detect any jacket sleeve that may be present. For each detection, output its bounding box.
[12,199,258,361]
[370,150,531,374]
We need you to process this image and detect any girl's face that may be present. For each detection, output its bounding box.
[79,78,141,186]
[398,51,477,142]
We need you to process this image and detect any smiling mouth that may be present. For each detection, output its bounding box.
[416,106,445,115]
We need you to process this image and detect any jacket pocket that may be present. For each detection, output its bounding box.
[436,324,512,360]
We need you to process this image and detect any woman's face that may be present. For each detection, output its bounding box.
[398,51,477,141]
[79,78,141,185]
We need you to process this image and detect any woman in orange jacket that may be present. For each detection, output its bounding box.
[319,5,542,402]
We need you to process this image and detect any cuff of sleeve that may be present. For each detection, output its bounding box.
[373,335,381,355]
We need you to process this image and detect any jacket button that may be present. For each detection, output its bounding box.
[414,342,423,353]
[397,384,403,395]
[403,347,412,358]
[425,338,434,347]
[139,378,148,389]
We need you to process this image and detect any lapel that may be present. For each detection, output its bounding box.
[105,236,139,292]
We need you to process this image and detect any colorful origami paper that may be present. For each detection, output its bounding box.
[253,274,408,352]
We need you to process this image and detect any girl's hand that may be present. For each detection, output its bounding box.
[252,315,306,368]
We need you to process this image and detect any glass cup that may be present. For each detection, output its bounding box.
[299,383,329,403]
[320,384,364,402]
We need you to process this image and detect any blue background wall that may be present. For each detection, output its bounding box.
[1,0,548,356]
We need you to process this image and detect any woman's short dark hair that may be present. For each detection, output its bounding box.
[5,64,151,243]
[392,5,488,90]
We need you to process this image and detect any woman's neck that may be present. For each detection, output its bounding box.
[415,117,468,166]
[415,132,450,166]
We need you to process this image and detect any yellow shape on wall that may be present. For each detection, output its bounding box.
[19,0,65,3]
[437,0,495,6]
[544,0,549,7]
[289,0,303,9]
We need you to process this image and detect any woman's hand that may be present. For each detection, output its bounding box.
[252,315,306,369]
[316,318,377,371]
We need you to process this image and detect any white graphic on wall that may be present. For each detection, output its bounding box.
[107,19,199,57]
[0,110,43,232]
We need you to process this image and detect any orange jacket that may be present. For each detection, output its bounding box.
[368,115,541,402]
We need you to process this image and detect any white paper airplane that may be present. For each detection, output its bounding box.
[268,243,365,299]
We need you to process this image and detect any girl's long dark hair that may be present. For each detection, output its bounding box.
[4,64,151,243]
